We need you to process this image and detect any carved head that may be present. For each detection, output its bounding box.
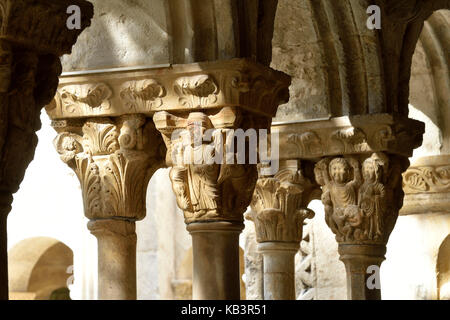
[329,158,351,184]
[362,153,386,183]
[187,113,211,147]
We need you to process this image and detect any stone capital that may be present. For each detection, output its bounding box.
[314,152,409,246]
[247,160,319,243]
[401,155,450,215]
[52,115,165,221]
[273,114,424,160]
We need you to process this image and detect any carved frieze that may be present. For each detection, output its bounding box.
[314,153,408,245]
[46,59,291,120]
[274,114,424,159]
[401,155,450,215]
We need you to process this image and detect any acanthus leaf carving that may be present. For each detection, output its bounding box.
[53,115,165,221]
[248,164,316,243]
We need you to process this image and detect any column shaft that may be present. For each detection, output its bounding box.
[188,222,243,300]
[259,242,298,300]
[88,220,137,300]
[339,245,385,300]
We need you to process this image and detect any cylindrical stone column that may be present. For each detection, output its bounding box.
[187,222,244,300]
[88,219,137,300]
[258,242,299,300]
[338,244,386,300]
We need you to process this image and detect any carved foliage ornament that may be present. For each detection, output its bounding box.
[54,83,112,114]
[403,165,450,193]
[120,79,166,110]
[314,153,407,245]
[54,115,164,220]
[174,75,219,108]
[248,166,316,243]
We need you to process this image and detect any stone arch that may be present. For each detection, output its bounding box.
[410,9,450,153]
[63,0,279,71]
[273,1,450,121]
[8,237,73,300]
[437,235,450,300]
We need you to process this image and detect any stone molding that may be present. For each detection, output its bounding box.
[401,155,450,215]
[46,59,291,120]
[272,114,424,159]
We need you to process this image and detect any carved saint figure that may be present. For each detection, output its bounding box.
[316,157,363,241]
[358,153,387,241]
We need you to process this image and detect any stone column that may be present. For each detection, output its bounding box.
[0,0,93,300]
[272,114,425,300]
[246,160,318,300]
[153,59,291,300]
[87,219,137,300]
[52,115,165,300]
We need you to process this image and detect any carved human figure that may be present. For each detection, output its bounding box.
[358,153,387,241]
[324,158,362,241]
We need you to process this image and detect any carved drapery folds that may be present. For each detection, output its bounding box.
[314,153,408,245]
[247,161,318,243]
[154,108,261,224]
[53,115,165,221]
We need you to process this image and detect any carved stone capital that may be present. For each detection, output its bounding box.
[47,59,291,120]
[273,114,424,160]
[154,109,261,224]
[0,0,93,214]
[247,160,319,243]
[53,115,165,221]
[401,155,450,215]
[314,153,409,245]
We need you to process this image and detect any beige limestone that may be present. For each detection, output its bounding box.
[88,219,137,300]
[401,155,450,215]
[187,222,243,300]
[259,242,299,300]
